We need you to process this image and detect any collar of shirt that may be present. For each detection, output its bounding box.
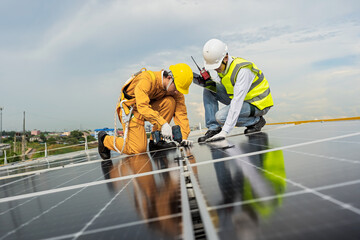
[222,55,233,74]
[209,70,221,83]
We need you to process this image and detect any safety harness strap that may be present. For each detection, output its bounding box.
[113,69,155,154]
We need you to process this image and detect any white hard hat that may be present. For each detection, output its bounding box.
[202,39,228,70]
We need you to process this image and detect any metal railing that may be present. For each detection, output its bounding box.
[0,140,97,166]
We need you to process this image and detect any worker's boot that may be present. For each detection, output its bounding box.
[198,128,222,143]
[244,116,266,134]
[149,140,177,151]
[98,131,111,160]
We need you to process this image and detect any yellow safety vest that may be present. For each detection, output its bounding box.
[219,57,274,110]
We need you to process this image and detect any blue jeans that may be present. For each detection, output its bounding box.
[203,84,270,130]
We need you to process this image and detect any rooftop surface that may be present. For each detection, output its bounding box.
[0,120,359,239]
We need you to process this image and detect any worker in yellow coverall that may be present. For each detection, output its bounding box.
[98,63,194,160]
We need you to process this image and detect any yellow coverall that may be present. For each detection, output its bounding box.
[103,70,191,155]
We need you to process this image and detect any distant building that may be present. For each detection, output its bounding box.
[31,129,41,136]
[29,136,43,142]
[48,132,61,137]
[94,128,115,140]
[1,135,9,141]
[62,131,71,136]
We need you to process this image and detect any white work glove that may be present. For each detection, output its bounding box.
[161,123,173,141]
[206,130,227,142]
[181,139,193,147]
[206,139,234,149]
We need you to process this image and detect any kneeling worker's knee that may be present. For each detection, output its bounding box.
[162,96,176,109]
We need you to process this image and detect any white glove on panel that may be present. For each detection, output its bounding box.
[161,123,173,141]
[206,130,227,142]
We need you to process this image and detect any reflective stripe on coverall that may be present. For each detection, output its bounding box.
[103,70,191,155]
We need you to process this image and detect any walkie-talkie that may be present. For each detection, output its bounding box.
[191,56,211,81]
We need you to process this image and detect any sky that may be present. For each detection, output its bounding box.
[0,0,359,132]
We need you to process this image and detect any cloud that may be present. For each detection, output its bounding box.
[185,101,205,125]
[312,55,359,69]
[289,30,339,43]
[1,0,360,131]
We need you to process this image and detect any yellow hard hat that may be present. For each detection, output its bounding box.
[169,63,193,95]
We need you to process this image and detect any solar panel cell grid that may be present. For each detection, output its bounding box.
[0,121,359,239]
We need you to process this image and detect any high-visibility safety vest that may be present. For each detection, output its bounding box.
[218,57,274,110]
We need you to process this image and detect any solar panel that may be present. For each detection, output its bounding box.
[0,120,359,239]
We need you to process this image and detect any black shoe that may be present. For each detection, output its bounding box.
[148,140,156,151]
[149,140,177,151]
[98,131,111,160]
[198,128,222,142]
[244,116,266,134]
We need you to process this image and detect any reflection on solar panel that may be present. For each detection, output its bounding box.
[0,121,360,239]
